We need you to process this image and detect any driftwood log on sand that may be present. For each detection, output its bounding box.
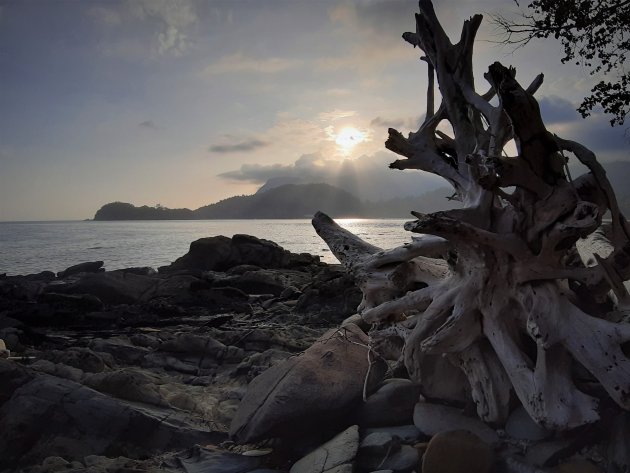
[313,0,630,431]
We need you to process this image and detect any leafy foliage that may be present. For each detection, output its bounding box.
[494,0,630,126]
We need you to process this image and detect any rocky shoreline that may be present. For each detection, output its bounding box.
[0,235,625,473]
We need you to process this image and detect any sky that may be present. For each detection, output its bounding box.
[0,0,628,221]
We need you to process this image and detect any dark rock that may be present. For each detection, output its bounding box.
[357,379,422,427]
[358,431,398,457]
[160,234,319,273]
[413,402,499,446]
[362,425,422,444]
[229,324,387,443]
[112,266,157,276]
[295,268,361,322]
[40,347,111,373]
[37,292,104,312]
[289,425,359,473]
[0,360,224,470]
[421,430,494,473]
[176,447,261,473]
[84,369,166,406]
[49,271,157,304]
[57,261,104,278]
[505,406,551,441]
[22,271,56,281]
[89,338,149,365]
[375,445,419,473]
[551,460,602,473]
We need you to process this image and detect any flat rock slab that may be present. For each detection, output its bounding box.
[413,402,499,446]
[230,324,386,443]
[289,425,359,473]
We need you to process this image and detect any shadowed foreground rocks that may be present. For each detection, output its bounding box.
[0,234,626,473]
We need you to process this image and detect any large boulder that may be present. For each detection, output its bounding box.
[229,323,387,443]
[57,261,104,278]
[159,234,319,273]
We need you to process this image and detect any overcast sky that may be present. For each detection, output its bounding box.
[1,0,627,220]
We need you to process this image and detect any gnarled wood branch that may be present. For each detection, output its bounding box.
[313,0,630,432]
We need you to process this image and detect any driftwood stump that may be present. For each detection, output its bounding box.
[313,0,630,430]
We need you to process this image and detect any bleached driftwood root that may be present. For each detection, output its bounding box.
[313,0,630,430]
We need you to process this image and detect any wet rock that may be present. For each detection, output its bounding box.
[289,425,359,473]
[160,234,319,273]
[357,379,422,427]
[230,324,387,443]
[57,261,104,278]
[413,402,499,446]
[421,430,494,473]
[505,406,551,441]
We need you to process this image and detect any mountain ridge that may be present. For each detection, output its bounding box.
[93,182,460,220]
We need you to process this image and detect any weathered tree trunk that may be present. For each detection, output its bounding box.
[313,0,630,430]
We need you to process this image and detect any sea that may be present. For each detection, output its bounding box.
[0,219,414,276]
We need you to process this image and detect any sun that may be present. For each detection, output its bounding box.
[335,127,366,154]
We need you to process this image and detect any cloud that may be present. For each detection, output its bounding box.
[319,109,357,121]
[538,96,580,125]
[209,137,269,153]
[88,0,197,56]
[138,120,159,130]
[203,52,300,75]
[371,116,404,128]
[536,95,629,155]
[219,151,447,201]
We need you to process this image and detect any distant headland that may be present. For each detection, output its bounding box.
[93,183,460,220]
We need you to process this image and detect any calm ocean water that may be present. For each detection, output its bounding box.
[0,219,414,276]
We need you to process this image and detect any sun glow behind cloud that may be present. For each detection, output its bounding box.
[335,127,366,153]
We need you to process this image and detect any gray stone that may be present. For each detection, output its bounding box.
[358,379,422,427]
[230,324,387,443]
[413,402,499,446]
[289,425,359,473]
[360,431,397,456]
[377,446,419,473]
[505,406,551,441]
[363,425,422,444]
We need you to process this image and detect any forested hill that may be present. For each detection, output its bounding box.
[93,182,463,220]
[94,183,364,220]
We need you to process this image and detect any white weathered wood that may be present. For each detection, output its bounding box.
[313,0,630,431]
